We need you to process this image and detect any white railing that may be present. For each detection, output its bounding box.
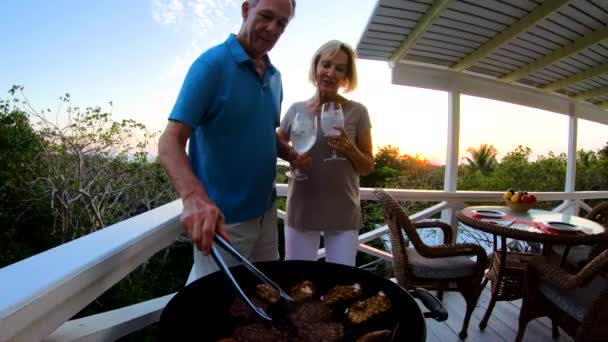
[0,200,183,342]
[1,186,606,341]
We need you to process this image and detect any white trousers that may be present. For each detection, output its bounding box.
[187,202,278,283]
[284,224,359,266]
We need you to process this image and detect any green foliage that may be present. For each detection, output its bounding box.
[458,144,607,211]
[5,87,176,242]
[361,145,444,190]
[577,149,608,191]
[457,144,608,193]
[599,141,608,159]
[361,145,401,187]
[0,97,56,267]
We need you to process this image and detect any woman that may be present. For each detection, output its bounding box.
[278,40,374,266]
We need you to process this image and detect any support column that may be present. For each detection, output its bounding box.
[565,102,578,215]
[441,90,460,241]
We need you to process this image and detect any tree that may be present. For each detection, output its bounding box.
[0,96,54,266]
[360,145,401,187]
[462,144,498,176]
[577,149,608,192]
[361,145,443,190]
[2,87,188,341]
[599,141,608,159]
[8,85,176,242]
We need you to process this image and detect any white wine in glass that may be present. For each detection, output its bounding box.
[288,112,317,181]
[320,101,345,161]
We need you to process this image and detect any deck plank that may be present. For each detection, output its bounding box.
[441,291,507,341]
[424,286,574,341]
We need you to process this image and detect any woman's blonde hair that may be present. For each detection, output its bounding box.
[308,40,358,93]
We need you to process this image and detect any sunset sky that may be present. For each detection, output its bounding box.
[2,0,607,165]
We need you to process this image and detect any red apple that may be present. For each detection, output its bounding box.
[520,195,532,203]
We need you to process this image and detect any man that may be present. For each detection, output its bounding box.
[158,0,307,280]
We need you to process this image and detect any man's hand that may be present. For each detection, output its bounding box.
[180,193,230,255]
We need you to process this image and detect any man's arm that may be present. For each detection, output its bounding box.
[158,121,228,254]
[276,130,297,162]
[158,121,204,199]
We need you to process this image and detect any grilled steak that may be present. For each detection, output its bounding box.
[229,297,270,321]
[289,299,333,326]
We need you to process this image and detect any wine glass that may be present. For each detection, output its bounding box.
[320,101,346,161]
[287,112,317,181]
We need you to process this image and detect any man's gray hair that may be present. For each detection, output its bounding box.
[248,0,296,14]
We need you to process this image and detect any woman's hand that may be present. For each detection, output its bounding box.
[327,127,356,158]
[292,152,312,171]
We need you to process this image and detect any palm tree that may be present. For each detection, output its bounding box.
[599,141,608,159]
[462,144,498,176]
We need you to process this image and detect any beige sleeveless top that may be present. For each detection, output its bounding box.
[280,100,372,231]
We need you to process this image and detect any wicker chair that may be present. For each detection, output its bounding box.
[553,201,608,270]
[373,189,487,339]
[515,250,608,342]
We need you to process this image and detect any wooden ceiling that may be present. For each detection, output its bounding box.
[356,0,608,115]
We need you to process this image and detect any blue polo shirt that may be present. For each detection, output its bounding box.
[169,34,282,224]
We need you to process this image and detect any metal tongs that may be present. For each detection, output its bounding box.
[211,235,295,322]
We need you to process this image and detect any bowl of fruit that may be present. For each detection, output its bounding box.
[503,189,537,213]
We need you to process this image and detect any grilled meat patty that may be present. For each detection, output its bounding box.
[347,291,391,324]
[233,323,285,342]
[321,283,362,305]
[256,283,279,304]
[290,280,316,302]
[356,329,393,342]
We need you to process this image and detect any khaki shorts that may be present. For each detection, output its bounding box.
[187,201,278,283]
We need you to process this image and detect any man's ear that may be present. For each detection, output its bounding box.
[241,1,250,20]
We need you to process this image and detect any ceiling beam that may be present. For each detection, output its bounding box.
[389,0,451,67]
[500,27,608,83]
[540,64,608,92]
[572,86,608,101]
[450,0,571,72]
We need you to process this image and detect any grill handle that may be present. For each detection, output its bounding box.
[410,288,448,322]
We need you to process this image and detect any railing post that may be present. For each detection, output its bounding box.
[441,90,461,241]
[565,102,578,215]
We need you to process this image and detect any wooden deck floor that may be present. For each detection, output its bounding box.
[421,286,574,342]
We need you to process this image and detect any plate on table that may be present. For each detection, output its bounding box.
[472,210,505,219]
[542,221,582,232]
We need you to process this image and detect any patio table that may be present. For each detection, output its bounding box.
[456,206,608,330]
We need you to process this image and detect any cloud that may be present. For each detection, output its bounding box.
[151,0,185,25]
[153,0,241,81]
[187,0,239,35]
[161,55,192,81]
